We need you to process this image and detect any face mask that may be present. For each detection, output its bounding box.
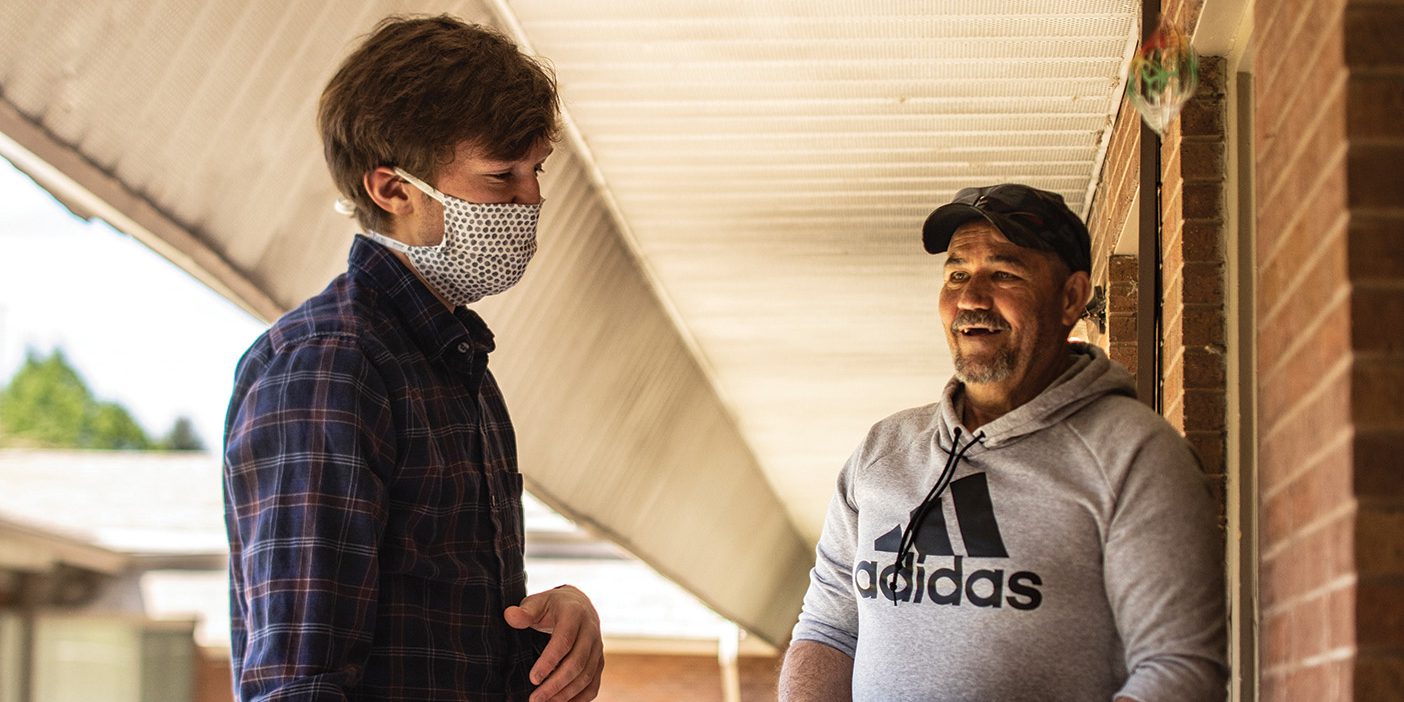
[369,167,540,307]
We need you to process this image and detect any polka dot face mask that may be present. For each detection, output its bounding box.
[370,167,540,307]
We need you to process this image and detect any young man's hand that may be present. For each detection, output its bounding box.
[504,585,604,702]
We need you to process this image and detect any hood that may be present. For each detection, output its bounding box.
[936,342,1136,450]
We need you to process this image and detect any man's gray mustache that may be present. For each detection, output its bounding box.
[951,310,1011,333]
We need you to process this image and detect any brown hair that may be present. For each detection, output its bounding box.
[318,15,559,232]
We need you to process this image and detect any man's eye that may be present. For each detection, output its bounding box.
[948,271,969,283]
[993,271,1018,281]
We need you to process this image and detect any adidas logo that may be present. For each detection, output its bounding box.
[853,472,1043,609]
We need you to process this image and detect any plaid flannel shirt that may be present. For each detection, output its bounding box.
[224,235,545,700]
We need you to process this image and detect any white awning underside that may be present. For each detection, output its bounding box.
[0,0,1138,645]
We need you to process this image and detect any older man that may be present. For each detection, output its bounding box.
[223,15,601,702]
[779,184,1226,701]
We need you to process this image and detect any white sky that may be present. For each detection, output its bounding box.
[0,158,268,451]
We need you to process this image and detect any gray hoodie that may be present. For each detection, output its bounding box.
[791,343,1227,701]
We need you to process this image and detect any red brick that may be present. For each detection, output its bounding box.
[1292,456,1356,529]
[1258,109,1349,271]
[1183,305,1226,347]
[1261,550,1287,614]
[1108,313,1137,346]
[1355,428,1404,498]
[1163,307,1184,359]
[1181,221,1224,262]
[1347,76,1404,140]
[1183,388,1226,431]
[1195,54,1228,97]
[1181,261,1225,304]
[1356,508,1404,577]
[1109,282,1137,315]
[1258,191,1348,328]
[1356,652,1404,700]
[1183,346,1226,389]
[1260,672,1283,701]
[1259,74,1344,223]
[1259,264,1349,382]
[1181,139,1227,181]
[1262,602,1295,669]
[1263,487,1295,552]
[1350,285,1404,355]
[1255,0,1315,120]
[1180,94,1227,136]
[1357,581,1404,648]
[1280,514,1357,603]
[1290,591,1333,660]
[1348,217,1404,282]
[1344,6,1404,68]
[1186,430,1226,475]
[1108,337,1136,361]
[1259,306,1350,427]
[1202,471,1228,522]
[1329,583,1356,651]
[1257,4,1346,190]
[1347,145,1404,210]
[1109,254,1138,280]
[1259,375,1350,496]
[594,652,782,702]
[1284,655,1333,699]
[1353,358,1404,426]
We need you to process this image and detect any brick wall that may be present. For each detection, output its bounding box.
[1107,254,1140,377]
[1084,100,1143,372]
[1346,4,1404,692]
[599,653,779,702]
[1255,0,1404,697]
[1160,53,1230,511]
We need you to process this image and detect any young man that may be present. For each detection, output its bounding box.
[223,16,602,701]
[780,184,1227,701]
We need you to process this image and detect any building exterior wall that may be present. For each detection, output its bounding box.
[1255,0,1404,697]
[1083,103,1142,370]
[1161,52,1230,512]
[597,653,780,702]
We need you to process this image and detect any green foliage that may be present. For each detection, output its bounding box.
[159,416,205,452]
[0,347,162,451]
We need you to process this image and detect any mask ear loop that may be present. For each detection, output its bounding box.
[391,167,448,205]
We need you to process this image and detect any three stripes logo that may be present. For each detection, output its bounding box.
[854,473,1043,610]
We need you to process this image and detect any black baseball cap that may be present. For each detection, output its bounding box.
[922,184,1091,274]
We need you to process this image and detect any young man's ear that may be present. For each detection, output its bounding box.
[1060,270,1093,327]
[364,167,414,218]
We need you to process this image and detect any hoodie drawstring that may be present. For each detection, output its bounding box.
[888,428,985,605]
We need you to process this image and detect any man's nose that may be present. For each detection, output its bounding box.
[512,175,543,205]
[956,277,993,309]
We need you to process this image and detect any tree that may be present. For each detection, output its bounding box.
[0,347,153,450]
[160,416,205,451]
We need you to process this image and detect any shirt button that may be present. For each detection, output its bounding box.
[456,341,471,353]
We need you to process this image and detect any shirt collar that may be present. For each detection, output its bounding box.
[347,234,495,359]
